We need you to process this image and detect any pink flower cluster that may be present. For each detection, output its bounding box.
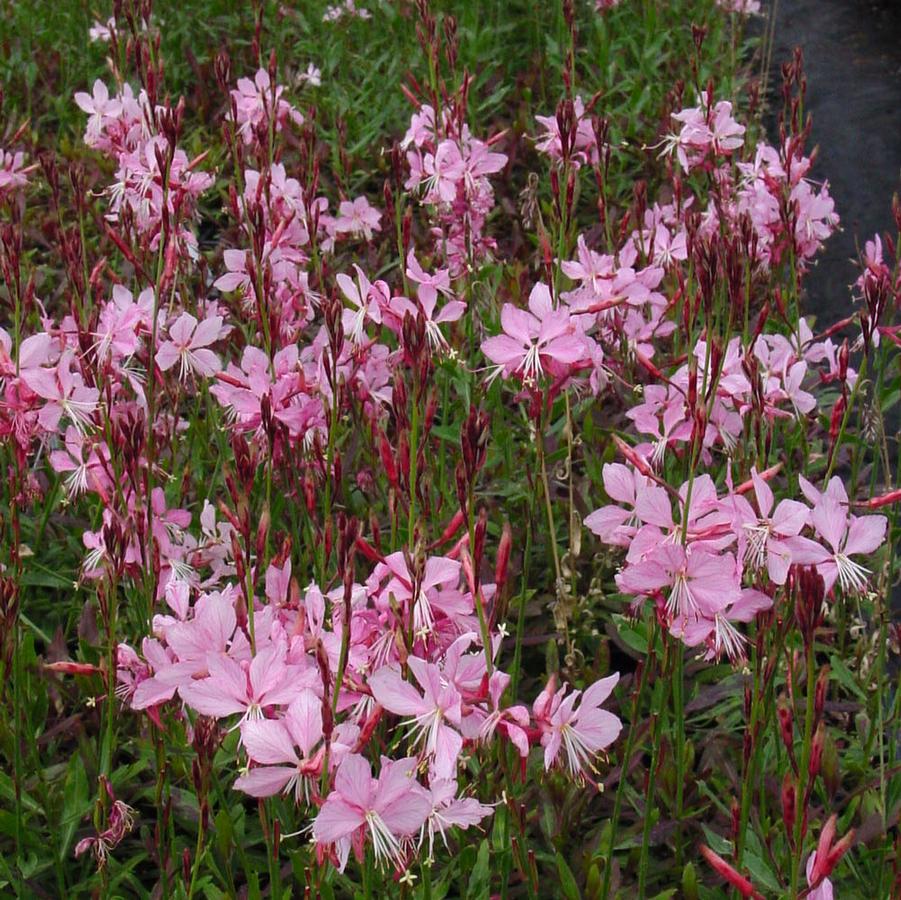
[587,462,886,660]
[75,79,214,251]
[323,0,371,23]
[117,546,621,871]
[661,92,838,269]
[716,0,761,14]
[404,104,507,275]
[227,68,305,146]
[535,95,601,169]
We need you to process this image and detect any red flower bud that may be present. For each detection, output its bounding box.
[699,845,763,899]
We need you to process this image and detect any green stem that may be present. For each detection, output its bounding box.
[789,640,816,896]
[600,649,649,900]
[638,635,672,900]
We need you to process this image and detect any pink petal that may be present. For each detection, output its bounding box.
[286,689,323,757]
[234,766,296,798]
[378,791,431,837]
[155,342,180,372]
[241,719,298,765]
[369,666,427,717]
[843,515,887,556]
[313,796,365,843]
[634,484,673,529]
[571,708,622,752]
[334,754,374,805]
[179,677,247,717]
[580,672,619,710]
[603,463,637,504]
[811,497,848,552]
[481,334,525,368]
[500,305,537,344]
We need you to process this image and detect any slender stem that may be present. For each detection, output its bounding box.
[638,635,671,899]
[536,408,566,651]
[510,496,534,699]
[408,376,420,548]
[600,651,649,900]
[672,642,685,868]
[789,640,816,896]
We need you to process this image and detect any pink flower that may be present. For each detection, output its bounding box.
[369,659,464,778]
[156,312,223,380]
[793,493,887,594]
[618,544,740,624]
[482,283,588,384]
[335,196,382,240]
[584,463,647,547]
[21,352,99,434]
[729,468,810,584]
[673,588,772,661]
[179,643,303,724]
[235,689,325,801]
[0,150,30,195]
[534,674,622,780]
[228,69,303,146]
[372,552,468,639]
[312,754,431,870]
[298,63,322,87]
[337,265,385,344]
[89,17,115,43]
[74,80,122,147]
[419,779,493,862]
[49,426,110,499]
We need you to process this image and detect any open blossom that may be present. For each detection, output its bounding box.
[334,196,381,240]
[337,265,387,343]
[228,69,303,145]
[89,16,115,42]
[482,283,588,383]
[0,150,30,195]
[405,252,465,348]
[312,754,431,871]
[618,544,741,623]
[369,659,464,779]
[668,94,745,172]
[235,689,326,801]
[156,312,224,379]
[672,588,772,661]
[49,426,110,499]
[74,80,122,146]
[584,463,647,547]
[298,63,322,87]
[792,487,887,593]
[728,468,810,584]
[21,352,100,434]
[533,674,622,781]
[179,644,306,725]
[419,779,493,862]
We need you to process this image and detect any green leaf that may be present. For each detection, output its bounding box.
[829,654,867,702]
[742,850,780,893]
[466,839,490,899]
[60,752,89,861]
[555,852,581,900]
[700,825,731,856]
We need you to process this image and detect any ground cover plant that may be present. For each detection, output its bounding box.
[0,0,899,896]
